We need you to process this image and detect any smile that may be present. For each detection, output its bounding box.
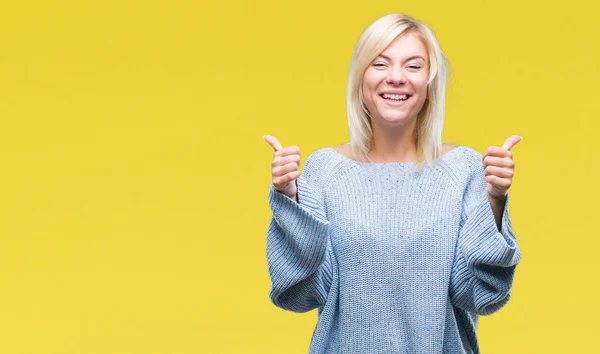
[380,93,411,105]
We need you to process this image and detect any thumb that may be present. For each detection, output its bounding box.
[263,135,283,152]
[501,135,523,151]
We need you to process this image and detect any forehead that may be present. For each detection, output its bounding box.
[377,33,428,62]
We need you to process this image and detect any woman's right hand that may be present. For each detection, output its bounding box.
[263,135,301,201]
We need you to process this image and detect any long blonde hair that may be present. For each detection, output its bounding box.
[346,14,451,170]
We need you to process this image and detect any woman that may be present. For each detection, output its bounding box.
[263,13,522,353]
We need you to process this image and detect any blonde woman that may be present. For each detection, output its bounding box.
[264,13,522,353]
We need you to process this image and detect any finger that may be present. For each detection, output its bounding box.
[483,155,515,169]
[275,145,301,158]
[272,162,299,177]
[273,170,301,187]
[263,135,283,152]
[484,146,513,159]
[272,154,301,168]
[501,135,522,151]
[485,175,512,188]
[484,165,514,179]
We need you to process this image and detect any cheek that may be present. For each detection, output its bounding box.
[418,77,429,93]
[413,81,429,102]
[361,82,377,108]
[407,80,428,108]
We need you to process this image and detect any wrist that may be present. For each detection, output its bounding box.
[488,192,507,203]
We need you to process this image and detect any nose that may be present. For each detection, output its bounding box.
[386,66,406,85]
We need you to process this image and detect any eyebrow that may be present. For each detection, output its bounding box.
[377,54,426,62]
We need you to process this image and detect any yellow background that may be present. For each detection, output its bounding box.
[0,0,598,353]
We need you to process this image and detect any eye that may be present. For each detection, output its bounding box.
[408,65,422,69]
[372,63,386,67]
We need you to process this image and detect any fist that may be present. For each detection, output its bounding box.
[484,135,522,200]
[263,135,301,201]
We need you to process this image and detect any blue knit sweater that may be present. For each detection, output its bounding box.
[266,145,521,353]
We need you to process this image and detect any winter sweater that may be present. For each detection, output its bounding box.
[265,145,521,353]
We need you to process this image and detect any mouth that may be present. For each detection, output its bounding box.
[380,93,411,105]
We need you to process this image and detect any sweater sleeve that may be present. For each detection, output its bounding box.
[265,151,333,313]
[448,150,522,316]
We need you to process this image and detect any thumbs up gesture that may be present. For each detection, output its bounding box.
[484,135,522,200]
[263,135,302,201]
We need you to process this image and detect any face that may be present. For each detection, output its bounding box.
[361,33,429,127]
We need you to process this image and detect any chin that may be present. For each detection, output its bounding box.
[379,114,411,124]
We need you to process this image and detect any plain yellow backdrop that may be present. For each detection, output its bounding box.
[0,0,598,353]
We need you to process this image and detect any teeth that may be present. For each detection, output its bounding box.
[382,93,408,100]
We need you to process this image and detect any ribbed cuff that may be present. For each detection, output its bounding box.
[460,192,519,266]
[268,174,327,222]
[266,176,331,301]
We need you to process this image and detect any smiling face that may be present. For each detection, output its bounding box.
[361,32,429,127]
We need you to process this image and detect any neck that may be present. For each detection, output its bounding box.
[368,119,418,163]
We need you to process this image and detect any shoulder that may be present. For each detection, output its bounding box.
[424,144,486,194]
[441,143,458,156]
[304,146,336,166]
[300,144,359,189]
[300,146,337,181]
[450,145,484,166]
[444,145,487,185]
[333,142,352,158]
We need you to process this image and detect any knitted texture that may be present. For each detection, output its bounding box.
[266,146,521,354]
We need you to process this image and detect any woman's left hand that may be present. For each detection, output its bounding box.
[483,135,522,200]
